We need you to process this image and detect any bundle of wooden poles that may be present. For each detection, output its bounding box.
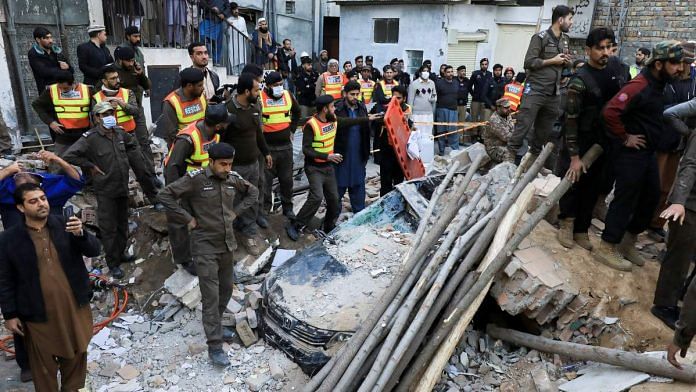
[303,143,604,392]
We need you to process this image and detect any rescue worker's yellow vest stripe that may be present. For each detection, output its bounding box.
[379,80,399,100]
[307,116,337,162]
[93,89,136,132]
[360,80,375,103]
[50,83,90,129]
[261,90,292,132]
[166,92,207,131]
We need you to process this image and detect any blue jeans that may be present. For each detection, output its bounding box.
[337,184,366,214]
[435,108,459,155]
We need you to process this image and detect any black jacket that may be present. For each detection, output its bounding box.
[293,69,319,106]
[486,76,507,108]
[334,98,371,163]
[76,41,114,86]
[470,70,492,102]
[277,49,298,76]
[0,214,101,322]
[28,44,74,92]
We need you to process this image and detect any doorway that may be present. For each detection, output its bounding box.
[323,16,339,59]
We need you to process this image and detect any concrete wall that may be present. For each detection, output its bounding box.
[0,23,20,145]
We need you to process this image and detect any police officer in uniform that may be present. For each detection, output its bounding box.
[155,68,207,146]
[162,104,233,275]
[294,53,319,120]
[158,142,259,367]
[507,5,574,164]
[259,72,300,222]
[63,102,159,279]
[285,95,342,240]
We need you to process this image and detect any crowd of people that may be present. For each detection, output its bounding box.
[0,3,694,389]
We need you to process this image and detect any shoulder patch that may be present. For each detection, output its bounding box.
[537,30,547,39]
[187,169,203,177]
[82,130,93,137]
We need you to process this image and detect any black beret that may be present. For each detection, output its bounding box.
[205,103,235,125]
[241,64,264,77]
[180,68,204,85]
[265,71,283,85]
[365,55,373,61]
[114,46,135,61]
[124,26,140,36]
[208,142,236,160]
[315,94,334,109]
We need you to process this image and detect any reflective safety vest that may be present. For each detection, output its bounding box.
[503,82,524,111]
[93,88,136,132]
[164,91,207,131]
[164,122,220,172]
[306,116,337,163]
[322,72,347,99]
[260,90,293,133]
[360,79,375,104]
[49,83,91,130]
[379,80,399,101]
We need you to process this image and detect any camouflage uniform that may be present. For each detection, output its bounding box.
[483,111,515,163]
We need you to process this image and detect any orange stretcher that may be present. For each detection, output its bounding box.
[383,98,426,180]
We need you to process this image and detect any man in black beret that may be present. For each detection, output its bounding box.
[113,45,151,106]
[366,55,381,81]
[159,142,259,368]
[155,68,206,146]
[119,25,145,67]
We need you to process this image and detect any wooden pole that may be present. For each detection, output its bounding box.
[415,183,535,392]
[413,144,604,391]
[487,325,696,384]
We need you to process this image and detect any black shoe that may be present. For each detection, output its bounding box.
[283,208,296,219]
[152,202,166,212]
[208,347,230,367]
[20,369,32,383]
[182,262,197,276]
[122,253,137,263]
[285,222,300,241]
[651,305,680,330]
[222,327,236,343]
[256,215,269,229]
[110,266,125,279]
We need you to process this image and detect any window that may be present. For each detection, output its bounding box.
[405,50,424,76]
[374,18,399,44]
[285,1,295,14]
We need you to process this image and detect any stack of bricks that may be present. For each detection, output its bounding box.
[224,283,265,347]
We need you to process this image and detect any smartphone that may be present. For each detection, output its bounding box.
[63,205,75,220]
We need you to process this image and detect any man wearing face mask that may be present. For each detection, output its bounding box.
[315,59,347,100]
[259,72,300,223]
[63,101,159,279]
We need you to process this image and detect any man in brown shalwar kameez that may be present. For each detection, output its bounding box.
[0,183,101,391]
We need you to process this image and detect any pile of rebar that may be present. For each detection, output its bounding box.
[303,143,603,392]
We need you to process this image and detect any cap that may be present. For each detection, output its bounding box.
[315,94,334,109]
[366,55,373,61]
[87,25,106,33]
[93,101,114,114]
[124,26,140,36]
[680,41,695,63]
[208,143,236,160]
[205,104,235,125]
[265,71,283,85]
[319,49,328,55]
[180,68,205,85]
[646,40,684,65]
[504,66,515,74]
[300,51,310,58]
[114,46,135,61]
[496,98,511,108]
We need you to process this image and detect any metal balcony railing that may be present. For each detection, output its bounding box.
[102,0,251,75]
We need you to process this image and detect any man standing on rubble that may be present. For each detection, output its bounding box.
[162,104,232,275]
[556,27,625,262]
[158,142,259,367]
[63,101,160,279]
[596,41,685,270]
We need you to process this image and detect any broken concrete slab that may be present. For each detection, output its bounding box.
[245,373,270,391]
[164,268,201,309]
[117,364,140,380]
[226,298,243,314]
[246,291,263,309]
[530,365,558,392]
[246,308,258,329]
[559,363,650,392]
[235,246,274,278]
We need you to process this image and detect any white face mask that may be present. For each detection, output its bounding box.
[421,72,430,80]
[272,85,284,98]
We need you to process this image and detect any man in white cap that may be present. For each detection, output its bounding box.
[76,25,113,86]
[251,18,276,69]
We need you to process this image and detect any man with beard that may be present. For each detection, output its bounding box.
[556,27,625,260]
[631,47,651,79]
[456,65,470,127]
[434,65,459,155]
[507,6,573,163]
[391,58,410,89]
[172,42,221,101]
[277,39,298,89]
[28,27,73,93]
[226,2,248,72]
[113,46,151,106]
[486,64,506,110]
[373,65,399,111]
[366,55,382,81]
[119,26,145,67]
[595,41,685,270]
[355,55,364,70]
[77,25,113,87]
[294,53,319,119]
[251,18,276,69]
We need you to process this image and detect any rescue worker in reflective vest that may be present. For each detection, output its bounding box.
[374,85,412,196]
[158,142,259,368]
[63,101,160,279]
[285,95,342,241]
[32,70,94,156]
[315,59,347,100]
[359,67,376,105]
[373,65,400,110]
[91,65,157,179]
[154,68,207,146]
[259,72,300,224]
[162,104,233,275]
[503,72,527,112]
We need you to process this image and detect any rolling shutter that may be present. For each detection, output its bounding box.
[447,42,478,77]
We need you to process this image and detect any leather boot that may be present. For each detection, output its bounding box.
[618,232,647,266]
[592,240,632,271]
[573,233,593,251]
[208,347,230,367]
[557,218,575,248]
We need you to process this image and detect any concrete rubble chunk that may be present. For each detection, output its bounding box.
[245,373,270,391]
[164,268,201,309]
[234,311,247,325]
[530,365,558,392]
[235,246,274,278]
[246,307,258,329]
[247,291,263,309]
[236,320,258,347]
[226,298,243,314]
[269,359,285,380]
[117,364,140,380]
[187,342,207,356]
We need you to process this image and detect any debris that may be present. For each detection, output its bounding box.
[246,308,258,329]
[245,373,270,391]
[247,291,263,310]
[188,342,207,356]
[363,245,379,255]
[116,364,140,380]
[270,359,285,380]
[530,365,557,392]
[236,320,258,347]
[559,364,650,392]
[272,248,296,271]
[226,298,243,314]
[370,268,387,278]
[164,268,201,309]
